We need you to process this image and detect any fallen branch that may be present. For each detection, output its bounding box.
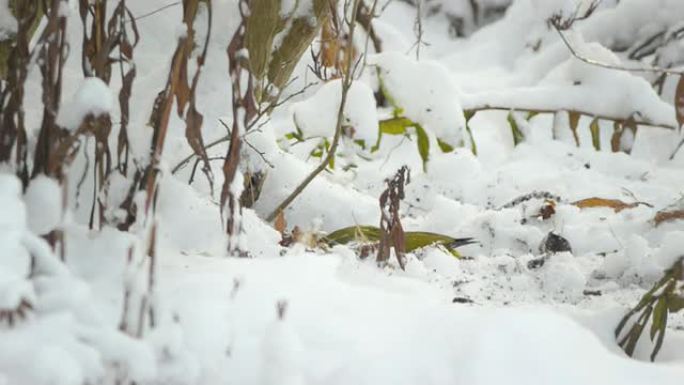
[464,105,677,130]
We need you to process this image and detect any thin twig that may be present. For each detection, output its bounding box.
[266,0,363,222]
[553,23,684,77]
[218,119,275,169]
[170,81,317,174]
[129,1,181,23]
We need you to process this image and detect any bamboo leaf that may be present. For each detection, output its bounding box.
[415,124,430,172]
[464,112,477,155]
[651,313,667,362]
[437,138,454,153]
[650,296,667,340]
[379,117,412,135]
[507,112,525,146]
[568,111,581,146]
[589,117,601,151]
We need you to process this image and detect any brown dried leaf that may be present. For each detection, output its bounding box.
[539,199,556,220]
[676,75,684,129]
[274,210,287,234]
[174,52,191,115]
[654,209,684,227]
[573,197,646,213]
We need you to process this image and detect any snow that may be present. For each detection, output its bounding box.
[292,79,379,145]
[24,175,62,235]
[3,0,684,384]
[157,253,684,385]
[654,231,684,270]
[57,77,115,131]
[371,52,467,147]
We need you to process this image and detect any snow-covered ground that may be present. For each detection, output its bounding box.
[2,0,684,384]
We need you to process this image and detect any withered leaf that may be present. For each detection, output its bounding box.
[573,197,649,213]
[274,210,287,234]
[539,199,556,220]
[676,75,684,129]
[654,209,684,226]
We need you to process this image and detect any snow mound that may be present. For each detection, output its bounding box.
[370,52,467,147]
[292,79,379,145]
[57,77,115,131]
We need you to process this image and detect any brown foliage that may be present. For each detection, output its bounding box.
[0,1,42,187]
[377,166,410,270]
[654,209,684,227]
[572,197,651,213]
[676,75,684,129]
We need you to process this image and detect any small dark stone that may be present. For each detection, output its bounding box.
[452,297,473,304]
[584,163,591,169]
[539,232,573,254]
[527,257,546,269]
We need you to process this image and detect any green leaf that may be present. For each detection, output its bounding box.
[437,138,454,153]
[526,111,539,120]
[650,296,667,340]
[322,225,474,257]
[415,124,430,172]
[464,111,478,156]
[590,118,601,151]
[379,117,412,135]
[310,148,323,158]
[507,112,525,146]
[465,124,477,156]
[568,111,581,146]
[651,304,668,361]
[666,294,684,312]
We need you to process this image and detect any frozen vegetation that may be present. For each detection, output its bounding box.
[1,0,684,384]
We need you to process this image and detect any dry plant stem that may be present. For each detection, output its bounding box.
[170,80,317,175]
[412,0,423,59]
[0,1,41,187]
[266,0,362,223]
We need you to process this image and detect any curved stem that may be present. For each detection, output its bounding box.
[266,0,362,222]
